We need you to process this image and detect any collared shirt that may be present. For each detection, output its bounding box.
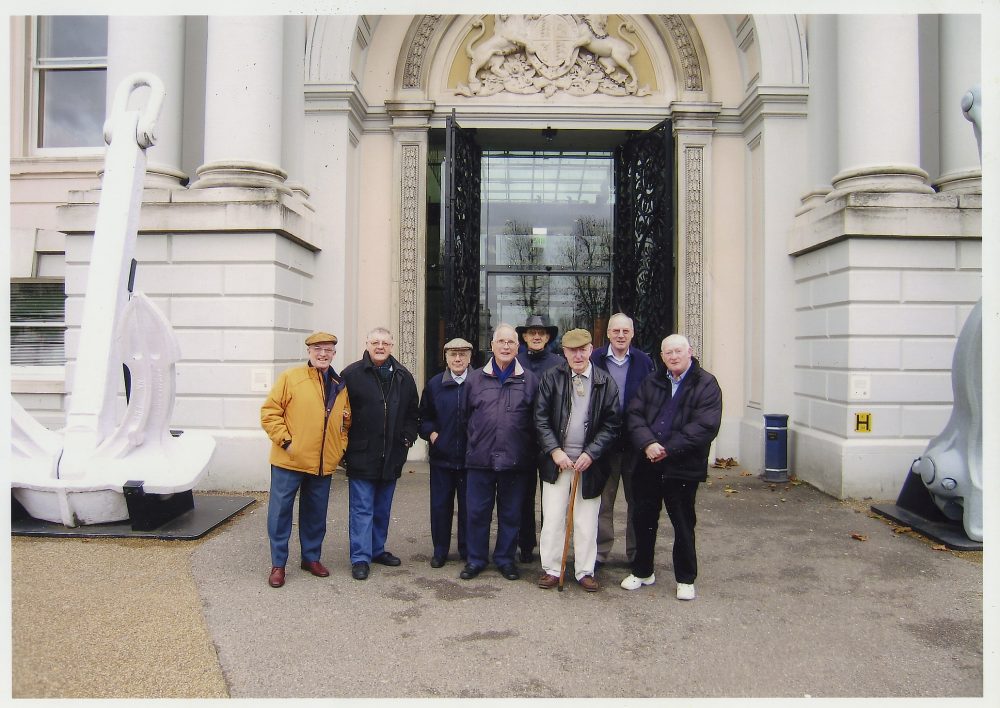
[667,363,692,397]
[450,370,468,385]
[604,348,631,408]
[605,347,631,367]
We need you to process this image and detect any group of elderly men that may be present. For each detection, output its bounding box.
[261,313,722,601]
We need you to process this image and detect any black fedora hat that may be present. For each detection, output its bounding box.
[515,314,558,340]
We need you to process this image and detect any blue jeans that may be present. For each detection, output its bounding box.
[267,465,333,567]
[429,464,468,560]
[465,468,529,569]
[348,477,398,564]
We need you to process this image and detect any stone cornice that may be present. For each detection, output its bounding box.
[738,84,809,130]
[790,191,982,256]
[304,82,369,122]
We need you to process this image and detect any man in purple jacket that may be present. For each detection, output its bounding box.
[590,313,655,567]
[459,323,540,581]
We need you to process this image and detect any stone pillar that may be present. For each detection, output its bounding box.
[106,16,186,187]
[935,14,981,193]
[798,14,837,212]
[830,15,933,197]
[282,15,312,205]
[192,16,289,192]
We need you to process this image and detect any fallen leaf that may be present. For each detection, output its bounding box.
[724,487,738,495]
[931,544,949,551]
[892,526,912,534]
[851,533,868,542]
[740,471,753,477]
[780,498,787,502]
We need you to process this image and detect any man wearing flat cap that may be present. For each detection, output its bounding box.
[418,337,475,568]
[515,314,563,562]
[533,328,621,591]
[261,331,351,588]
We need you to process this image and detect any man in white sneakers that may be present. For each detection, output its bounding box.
[620,334,722,600]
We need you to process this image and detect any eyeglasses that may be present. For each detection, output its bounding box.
[309,345,335,353]
[369,340,393,347]
[493,339,518,348]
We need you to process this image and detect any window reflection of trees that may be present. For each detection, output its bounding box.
[560,216,611,330]
[503,219,545,314]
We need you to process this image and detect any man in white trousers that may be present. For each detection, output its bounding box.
[533,328,621,592]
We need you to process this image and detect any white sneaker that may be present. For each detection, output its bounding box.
[620,573,655,590]
[676,582,696,600]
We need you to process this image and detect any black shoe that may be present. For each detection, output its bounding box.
[373,551,401,566]
[519,549,534,563]
[351,562,370,580]
[430,556,445,568]
[459,563,482,580]
[499,564,520,581]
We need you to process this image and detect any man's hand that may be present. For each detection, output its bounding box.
[645,442,667,463]
[429,432,439,444]
[551,448,574,471]
[574,452,593,472]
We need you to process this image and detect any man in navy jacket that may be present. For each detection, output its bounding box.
[460,324,540,581]
[417,337,475,568]
[590,313,655,566]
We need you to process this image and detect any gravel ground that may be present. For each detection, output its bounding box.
[11,535,231,698]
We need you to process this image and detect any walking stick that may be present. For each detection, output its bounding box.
[558,466,582,591]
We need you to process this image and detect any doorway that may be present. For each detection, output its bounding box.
[424,121,675,375]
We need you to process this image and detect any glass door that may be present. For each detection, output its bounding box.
[480,150,614,349]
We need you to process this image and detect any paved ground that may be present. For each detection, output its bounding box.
[10,462,987,700]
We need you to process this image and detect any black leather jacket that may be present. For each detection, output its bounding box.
[534,362,621,498]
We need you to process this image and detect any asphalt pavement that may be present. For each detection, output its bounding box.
[11,461,987,701]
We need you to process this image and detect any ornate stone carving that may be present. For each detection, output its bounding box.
[683,146,704,355]
[455,15,651,98]
[398,144,421,373]
[402,15,442,89]
[659,15,703,91]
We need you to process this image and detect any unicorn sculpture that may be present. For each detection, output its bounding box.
[11,74,215,526]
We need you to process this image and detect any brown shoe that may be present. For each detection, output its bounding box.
[268,566,285,588]
[578,575,600,592]
[300,560,330,577]
[537,573,560,589]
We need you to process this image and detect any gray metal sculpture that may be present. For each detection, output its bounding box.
[10,74,215,526]
[908,84,983,542]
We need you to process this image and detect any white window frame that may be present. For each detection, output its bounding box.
[10,277,67,370]
[30,15,108,156]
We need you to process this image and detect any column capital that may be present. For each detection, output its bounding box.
[385,99,436,131]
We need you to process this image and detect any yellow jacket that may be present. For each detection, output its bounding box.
[260,364,351,475]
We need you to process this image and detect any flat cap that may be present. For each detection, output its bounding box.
[561,328,592,348]
[443,337,474,351]
[305,331,338,345]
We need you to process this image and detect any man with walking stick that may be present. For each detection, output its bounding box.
[533,329,621,592]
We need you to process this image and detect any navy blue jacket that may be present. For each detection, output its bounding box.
[591,344,656,450]
[418,368,470,469]
[626,357,723,482]
[463,358,539,472]
[517,348,562,377]
[342,352,419,481]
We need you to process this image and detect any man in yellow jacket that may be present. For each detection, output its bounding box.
[260,331,351,588]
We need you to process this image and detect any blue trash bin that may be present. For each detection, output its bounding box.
[763,413,789,482]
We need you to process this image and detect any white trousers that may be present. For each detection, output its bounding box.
[539,469,601,580]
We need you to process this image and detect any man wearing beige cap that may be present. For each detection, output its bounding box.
[261,331,351,588]
[418,337,475,568]
[533,328,621,592]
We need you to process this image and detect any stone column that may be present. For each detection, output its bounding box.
[192,16,289,192]
[935,14,981,193]
[798,14,837,212]
[830,15,933,197]
[106,16,186,187]
[282,15,312,205]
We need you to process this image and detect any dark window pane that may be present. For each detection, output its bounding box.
[37,16,107,61]
[10,282,66,366]
[39,69,106,147]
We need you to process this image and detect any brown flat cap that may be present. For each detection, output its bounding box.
[561,328,592,348]
[305,331,338,345]
[443,337,474,351]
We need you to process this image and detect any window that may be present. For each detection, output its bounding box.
[34,15,108,148]
[11,282,66,366]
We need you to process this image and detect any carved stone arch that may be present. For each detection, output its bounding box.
[305,15,377,84]
[650,15,709,94]
[397,15,446,91]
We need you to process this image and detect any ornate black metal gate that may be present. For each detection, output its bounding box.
[444,113,482,351]
[613,119,675,354]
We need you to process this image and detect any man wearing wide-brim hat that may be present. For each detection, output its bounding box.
[533,328,621,592]
[261,331,351,588]
[417,337,476,568]
[514,314,563,562]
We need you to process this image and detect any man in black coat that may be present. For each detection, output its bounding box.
[342,327,419,581]
[620,333,722,601]
[534,328,620,592]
